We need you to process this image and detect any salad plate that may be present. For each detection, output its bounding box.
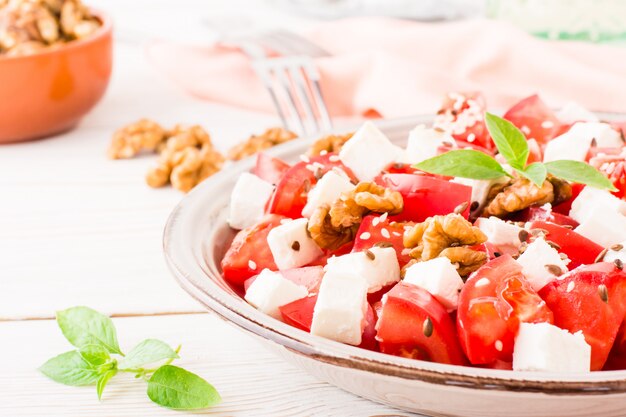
[164,109,626,417]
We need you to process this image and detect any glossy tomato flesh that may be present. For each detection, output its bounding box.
[352,214,412,268]
[510,207,579,228]
[252,153,291,185]
[503,94,564,145]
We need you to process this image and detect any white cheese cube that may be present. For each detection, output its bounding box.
[570,186,626,224]
[475,217,523,249]
[401,125,455,164]
[403,257,464,311]
[604,240,626,264]
[556,102,599,124]
[516,237,568,291]
[301,169,354,218]
[452,176,509,209]
[228,173,274,230]
[325,246,400,293]
[310,270,368,345]
[338,121,403,181]
[244,269,308,320]
[513,322,591,373]
[574,206,626,248]
[267,218,323,270]
[544,122,622,163]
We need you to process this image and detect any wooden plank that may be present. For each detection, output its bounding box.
[0,313,416,416]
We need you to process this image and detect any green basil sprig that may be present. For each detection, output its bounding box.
[415,112,617,191]
[40,306,220,410]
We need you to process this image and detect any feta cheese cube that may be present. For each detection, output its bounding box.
[267,218,323,270]
[325,246,400,293]
[556,102,599,124]
[403,257,464,311]
[310,270,368,345]
[516,237,568,291]
[605,240,626,265]
[338,121,403,181]
[475,217,523,249]
[544,122,622,163]
[570,186,626,224]
[301,169,354,218]
[452,176,509,209]
[228,173,274,230]
[513,322,591,373]
[574,206,626,248]
[401,125,455,164]
[244,269,308,320]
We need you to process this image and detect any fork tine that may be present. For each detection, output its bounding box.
[265,60,306,136]
[252,60,289,130]
[288,60,320,135]
[302,60,332,131]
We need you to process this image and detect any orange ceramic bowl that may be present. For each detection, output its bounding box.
[0,11,113,143]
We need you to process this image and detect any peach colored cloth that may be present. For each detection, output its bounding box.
[147,17,626,118]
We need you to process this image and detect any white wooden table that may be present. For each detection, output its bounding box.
[0,1,417,415]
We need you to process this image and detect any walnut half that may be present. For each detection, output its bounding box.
[227,127,296,161]
[307,132,353,156]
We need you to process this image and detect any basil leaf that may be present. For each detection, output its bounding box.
[516,162,547,187]
[97,369,118,400]
[40,351,99,386]
[484,112,529,170]
[414,149,509,180]
[118,339,179,370]
[56,307,122,355]
[545,160,618,191]
[147,365,221,410]
[79,344,111,367]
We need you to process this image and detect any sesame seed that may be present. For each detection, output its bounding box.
[329,155,340,162]
[598,284,609,303]
[300,154,311,163]
[319,150,328,156]
[374,241,394,248]
[372,217,380,227]
[381,228,391,239]
[454,201,469,214]
[379,212,388,222]
[611,244,624,251]
[521,125,531,135]
[291,241,300,251]
[313,162,325,170]
[566,281,575,293]
[544,264,563,276]
[495,340,503,352]
[541,120,555,129]
[467,133,476,143]
[547,241,561,250]
[305,164,316,173]
[392,231,402,237]
[595,248,608,263]
[359,232,371,240]
[423,317,433,338]
[475,277,490,287]
[365,249,376,260]
[248,260,257,270]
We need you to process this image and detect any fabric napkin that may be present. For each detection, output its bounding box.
[147,17,626,118]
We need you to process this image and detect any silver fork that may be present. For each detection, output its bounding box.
[225,31,333,137]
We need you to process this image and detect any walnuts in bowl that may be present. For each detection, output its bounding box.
[0,0,101,57]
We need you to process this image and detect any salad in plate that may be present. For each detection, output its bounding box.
[220,92,626,373]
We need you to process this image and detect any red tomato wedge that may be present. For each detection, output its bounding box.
[511,206,579,228]
[437,140,495,157]
[526,138,543,164]
[244,266,325,293]
[280,294,318,332]
[457,255,553,364]
[527,220,603,269]
[352,214,412,268]
[252,153,291,185]
[375,173,471,222]
[360,304,379,351]
[503,94,563,145]
[591,153,626,200]
[434,92,493,151]
[221,214,286,285]
[376,282,467,365]
[539,262,626,370]
[266,153,356,219]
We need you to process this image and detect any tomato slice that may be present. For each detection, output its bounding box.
[527,220,603,269]
[511,206,579,228]
[437,140,495,157]
[360,304,379,351]
[590,152,626,200]
[252,153,291,185]
[244,265,324,293]
[503,94,563,145]
[280,294,318,332]
[457,255,553,364]
[434,92,493,151]
[266,153,355,219]
[375,173,471,222]
[221,214,286,285]
[526,138,543,164]
[352,214,412,268]
[539,262,626,370]
[376,282,467,365]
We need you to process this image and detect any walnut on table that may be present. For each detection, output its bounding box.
[227,127,297,161]
[307,132,353,156]
[308,182,403,250]
[403,213,488,277]
[107,119,168,159]
[482,175,572,218]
